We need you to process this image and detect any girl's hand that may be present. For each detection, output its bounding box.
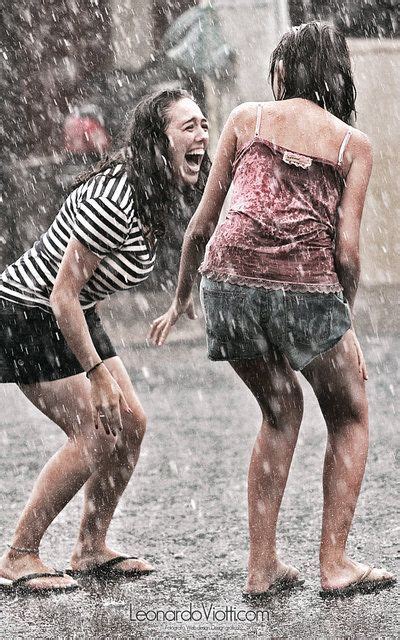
[89,365,132,436]
[350,329,368,380]
[149,296,196,346]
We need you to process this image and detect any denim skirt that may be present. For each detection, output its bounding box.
[200,276,352,371]
[0,297,117,384]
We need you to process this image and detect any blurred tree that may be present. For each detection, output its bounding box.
[2,0,112,160]
[152,0,199,48]
[288,0,399,37]
[1,0,204,163]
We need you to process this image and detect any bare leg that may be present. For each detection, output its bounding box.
[0,379,106,589]
[70,357,152,572]
[230,347,304,594]
[72,437,141,562]
[0,357,151,590]
[303,330,394,589]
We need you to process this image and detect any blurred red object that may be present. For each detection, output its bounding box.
[64,105,111,154]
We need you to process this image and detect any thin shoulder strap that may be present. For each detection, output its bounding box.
[338,129,352,166]
[255,103,263,137]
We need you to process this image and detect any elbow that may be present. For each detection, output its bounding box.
[185,217,216,245]
[335,249,360,278]
[49,287,59,307]
[49,287,77,316]
[49,289,65,317]
[184,221,213,246]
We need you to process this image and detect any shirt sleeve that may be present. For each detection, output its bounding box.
[72,195,130,258]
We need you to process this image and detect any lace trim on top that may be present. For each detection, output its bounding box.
[200,267,343,294]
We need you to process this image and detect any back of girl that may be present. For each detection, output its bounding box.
[243,19,357,170]
[151,21,396,599]
[200,21,363,298]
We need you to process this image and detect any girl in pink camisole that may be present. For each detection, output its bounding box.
[200,103,351,293]
[151,22,396,599]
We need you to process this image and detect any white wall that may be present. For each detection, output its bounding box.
[349,39,400,286]
[110,0,153,70]
[206,0,290,151]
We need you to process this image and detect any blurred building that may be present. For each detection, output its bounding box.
[2,0,399,286]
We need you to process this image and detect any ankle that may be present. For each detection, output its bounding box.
[320,552,347,572]
[248,549,278,570]
[72,539,106,558]
[5,542,40,561]
[4,549,40,564]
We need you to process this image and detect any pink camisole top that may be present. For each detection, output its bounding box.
[200,104,351,293]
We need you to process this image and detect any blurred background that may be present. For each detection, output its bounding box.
[1,0,399,288]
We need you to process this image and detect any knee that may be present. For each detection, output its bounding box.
[349,392,368,424]
[260,382,303,432]
[69,408,147,471]
[121,408,147,450]
[73,430,116,469]
[324,385,368,429]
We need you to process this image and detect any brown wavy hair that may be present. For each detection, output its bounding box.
[74,88,211,238]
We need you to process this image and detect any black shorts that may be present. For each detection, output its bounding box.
[0,297,117,384]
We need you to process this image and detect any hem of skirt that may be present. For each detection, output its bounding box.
[207,348,270,363]
[199,269,343,294]
[0,354,117,385]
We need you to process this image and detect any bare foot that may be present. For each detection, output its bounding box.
[70,545,154,574]
[0,550,78,591]
[320,556,395,590]
[244,558,301,595]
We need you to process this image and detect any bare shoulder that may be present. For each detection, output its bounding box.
[230,101,255,118]
[347,127,373,162]
[340,126,373,184]
[232,100,275,120]
[228,101,274,142]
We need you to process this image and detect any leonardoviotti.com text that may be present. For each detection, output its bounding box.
[130,603,271,623]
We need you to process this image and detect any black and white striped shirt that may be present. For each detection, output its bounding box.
[0,165,157,311]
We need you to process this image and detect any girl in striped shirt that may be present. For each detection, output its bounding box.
[0,89,210,593]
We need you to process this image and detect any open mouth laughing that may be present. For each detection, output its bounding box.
[184,149,205,172]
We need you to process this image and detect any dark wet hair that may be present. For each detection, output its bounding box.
[74,88,211,238]
[269,21,356,124]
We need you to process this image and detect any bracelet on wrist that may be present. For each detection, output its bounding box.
[86,361,103,379]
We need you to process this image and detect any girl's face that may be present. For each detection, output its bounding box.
[165,98,209,186]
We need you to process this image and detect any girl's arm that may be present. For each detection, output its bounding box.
[149,107,241,345]
[50,237,131,435]
[334,131,373,380]
[335,131,373,311]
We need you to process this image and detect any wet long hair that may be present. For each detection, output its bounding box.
[269,21,357,124]
[74,88,211,239]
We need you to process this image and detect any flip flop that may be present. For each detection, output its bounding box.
[0,571,80,595]
[65,555,154,579]
[242,568,305,601]
[319,567,397,598]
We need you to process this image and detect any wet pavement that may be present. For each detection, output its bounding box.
[0,286,399,639]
